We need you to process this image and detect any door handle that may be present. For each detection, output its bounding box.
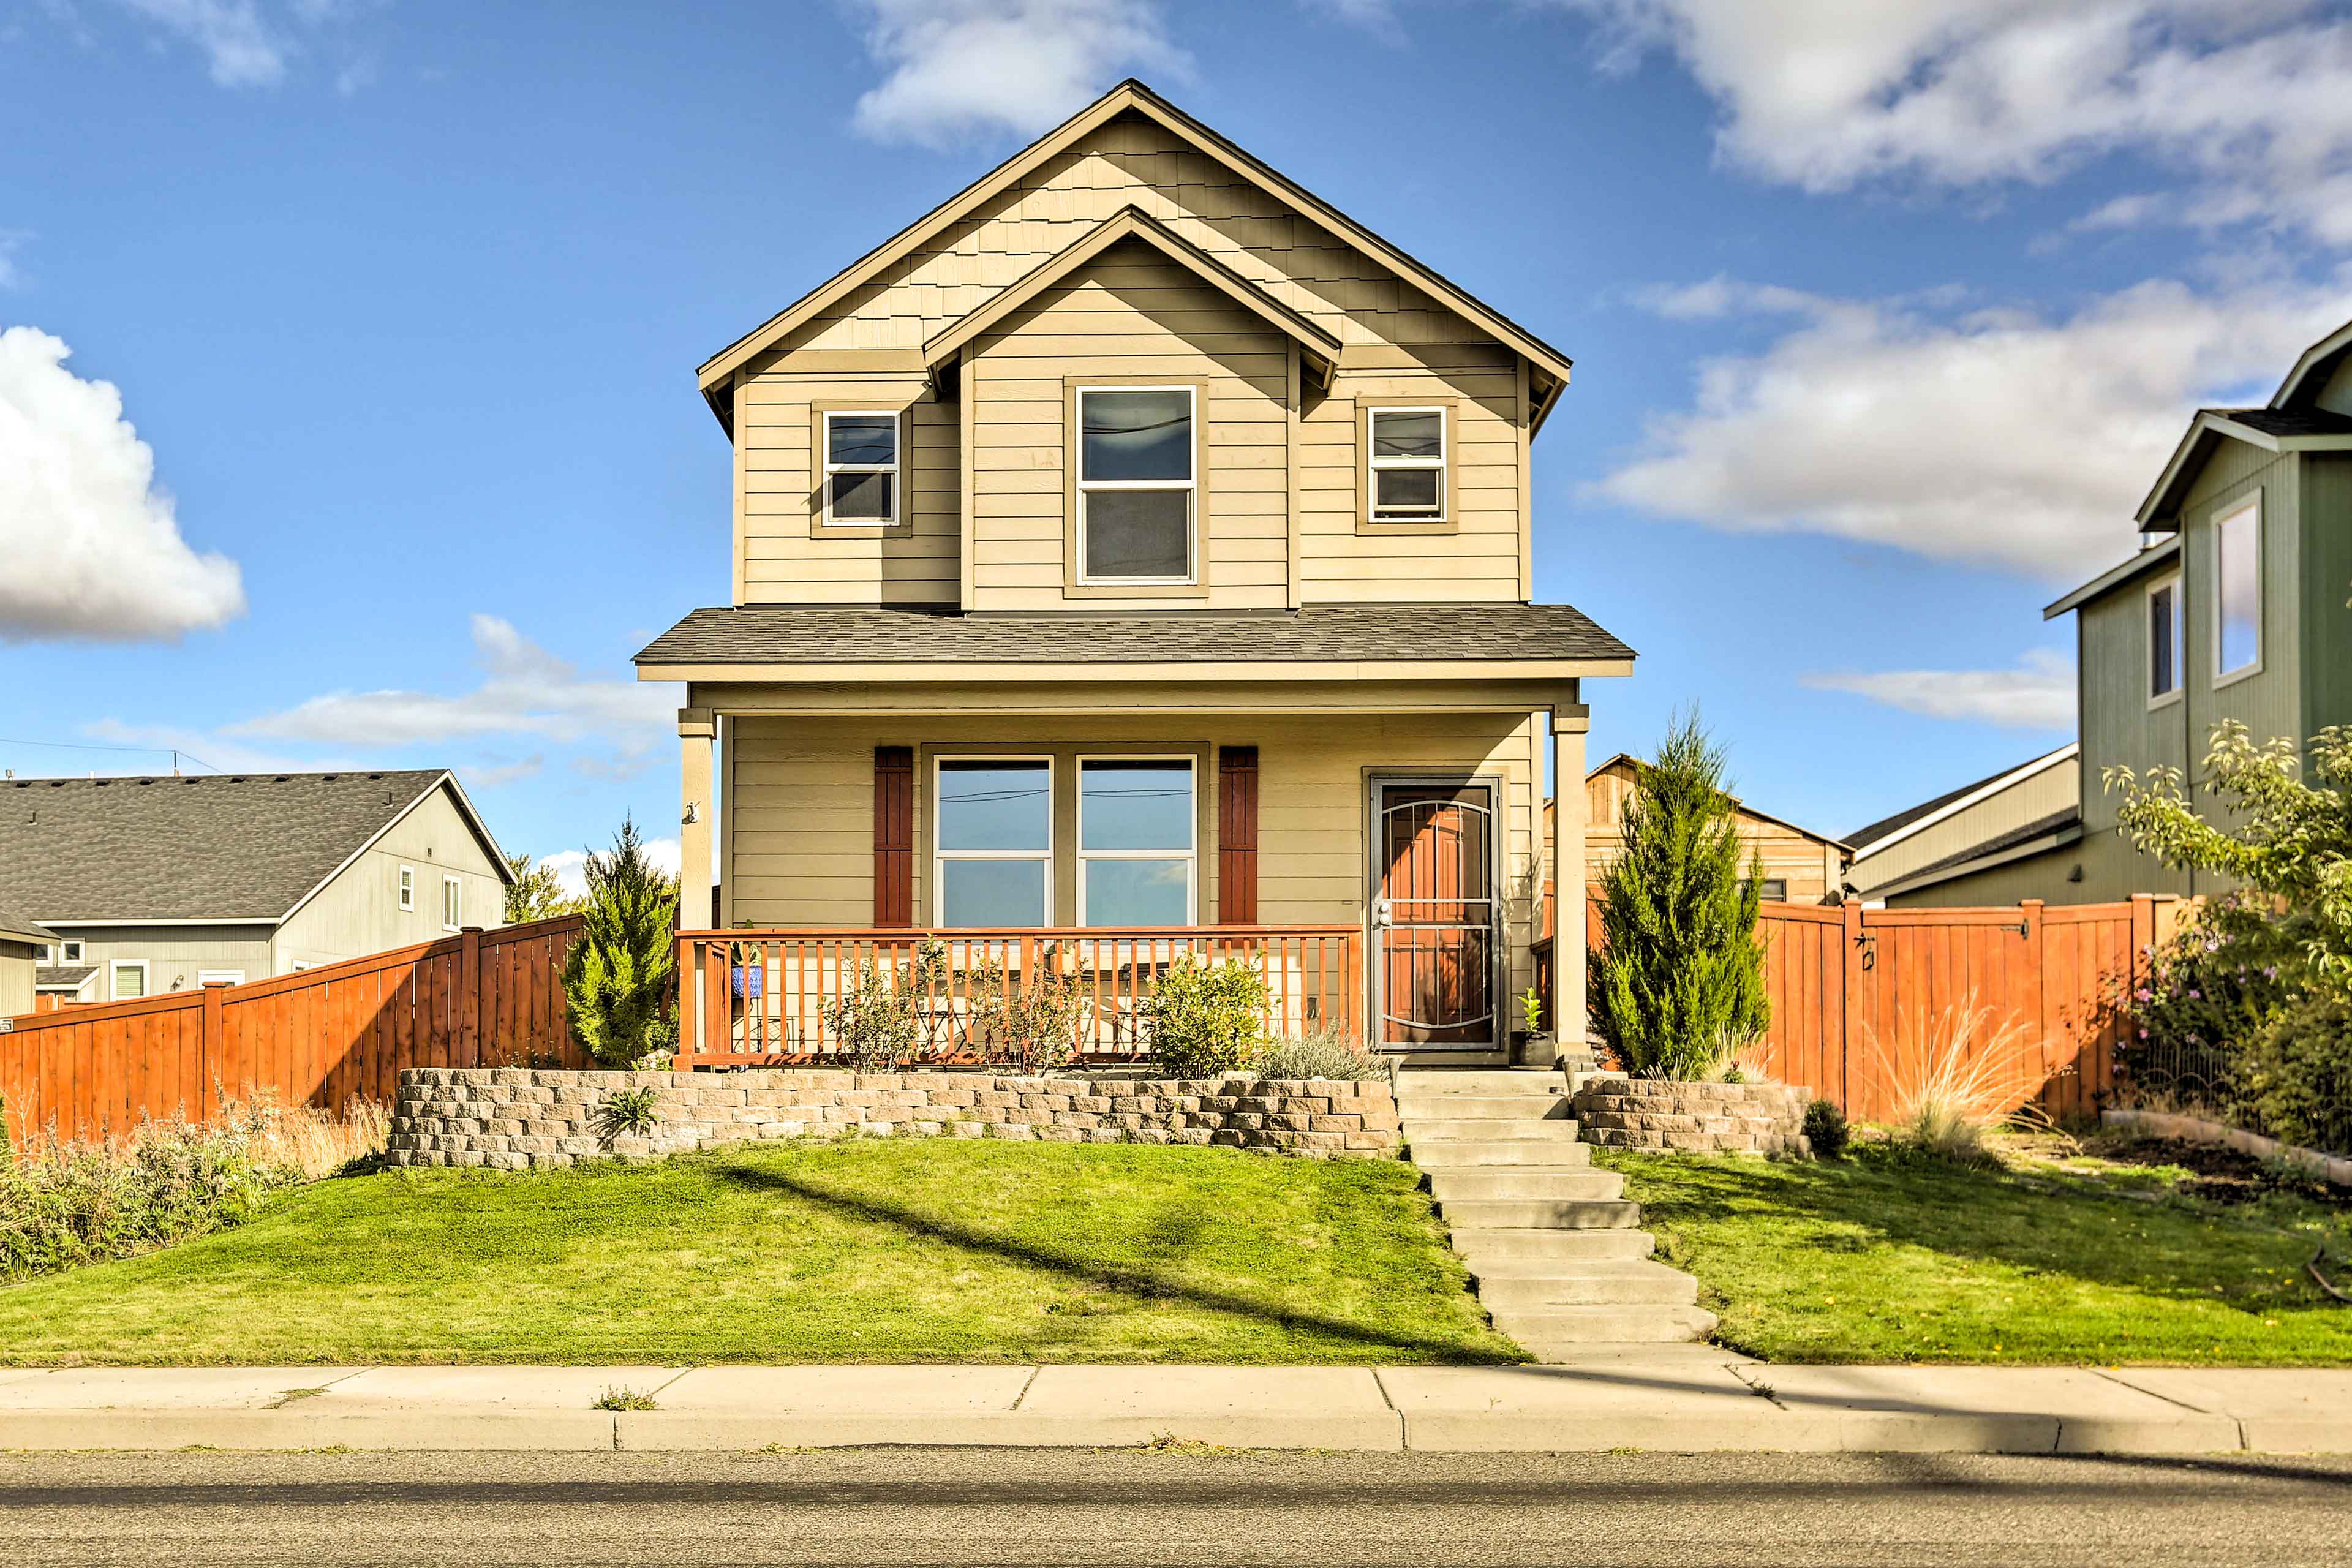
[1372,898,1393,929]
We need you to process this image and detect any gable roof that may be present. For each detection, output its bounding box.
[2043,534,2179,620]
[1845,744,2078,860]
[1579,752,1853,854]
[0,907,58,946]
[697,79,1572,426]
[922,205,1342,385]
[2274,317,2352,408]
[0,770,513,924]
[2135,315,2352,527]
[1863,805,2083,901]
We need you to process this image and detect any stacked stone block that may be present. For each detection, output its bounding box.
[383,1068,1401,1170]
[1570,1077,1812,1155]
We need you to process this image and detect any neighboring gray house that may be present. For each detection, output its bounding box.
[0,907,59,1018]
[1,771,516,1006]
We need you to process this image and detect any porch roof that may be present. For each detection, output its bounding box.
[635,603,1634,680]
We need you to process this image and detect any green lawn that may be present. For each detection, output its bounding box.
[0,1139,1523,1367]
[1598,1139,2352,1366]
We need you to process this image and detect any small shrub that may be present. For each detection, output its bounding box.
[1256,1028,1385,1082]
[1803,1098,1849,1159]
[1519,987,1544,1036]
[823,940,948,1071]
[2239,988,2352,1156]
[1872,1000,2040,1163]
[591,1087,663,1152]
[966,947,1086,1074]
[592,1385,658,1411]
[561,818,680,1068]
[1147,954,1270,1079]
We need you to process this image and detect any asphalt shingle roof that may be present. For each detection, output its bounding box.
[35,965,96,990]
[0,771,457,922]
[635,603,1636,668]
[2207,405,2352,439]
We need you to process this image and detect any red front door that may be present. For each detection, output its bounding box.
[1375,783,1497,1049]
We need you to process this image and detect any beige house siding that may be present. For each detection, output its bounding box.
[725,706,1544,1005]
[0,936,38,1016]
[273,786,508,971]
[1564,763,1848,906]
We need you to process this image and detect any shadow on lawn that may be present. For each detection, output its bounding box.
[1620,1148,2341,1312]
[716,1163,1516,1363]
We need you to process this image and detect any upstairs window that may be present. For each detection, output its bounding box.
[934,759,1053,927]
[822,411,899,526]
[398,864,415,911]
[1077,387,1194,582]
[2147,576,2181,703]
[1368,406,1447,522]
[2215,498,2261,680]
[61,940,83,963]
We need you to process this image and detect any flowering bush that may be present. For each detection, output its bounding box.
[2113,899,2294,1099]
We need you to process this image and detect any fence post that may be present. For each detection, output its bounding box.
[2020,900,2051,1113]
[459,927,483,1068]
[1839,899,1864,1114]
[201,981,226,1120]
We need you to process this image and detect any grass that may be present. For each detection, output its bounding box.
[1596,1134,2352,1366]
[0,1138,1522,1367]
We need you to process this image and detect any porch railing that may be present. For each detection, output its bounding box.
[674,926,1362,1068]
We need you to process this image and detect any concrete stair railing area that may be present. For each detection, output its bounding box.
[1394,1068,1717,1359]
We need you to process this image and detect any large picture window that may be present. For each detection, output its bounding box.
[1368,406,1446,521]
[2215,498,2260,680]
[1078,758,1196,926]
[1077,386,1194,582]
[933,759,1053,926]
[822,410,900,527]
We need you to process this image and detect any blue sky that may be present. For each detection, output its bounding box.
[5,0,2350,886]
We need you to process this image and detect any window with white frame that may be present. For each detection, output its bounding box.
[398,864,415,911]
[1078,758,1196,926]
[1368,406,1446,521]
[2215,498,2261,679]
[197,969,246,987]
[1077,386,1194,581]
[111,960,148,1000]
[933,759,1053,926]
[442,875,462,931]
[2148,576,2182,701]
[61,940,83,963]
[821,410,899,526]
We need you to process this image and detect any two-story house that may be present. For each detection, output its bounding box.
[1853,316,2352,907]
[634,81,1634,1064]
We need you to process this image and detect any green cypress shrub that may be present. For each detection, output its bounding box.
[1588,712,1770,1077]
[560,818,681,1068]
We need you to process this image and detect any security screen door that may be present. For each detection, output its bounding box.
[1374,782,1498,1049]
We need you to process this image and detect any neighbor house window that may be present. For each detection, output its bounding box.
[442,875,462,932]
[1368,406,1447,521]
[398,864,415,911]
[821,410,899,526]
[1077,386,1194,582]
[2215,498,2260,680]
[61,940,83,963]
[1078,758,1196,926]
[197,969,245,987]
[933,759,1053,926]
[111,960,147,1000]
[2148,576,2182,702]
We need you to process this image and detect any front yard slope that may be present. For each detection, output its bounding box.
[0,1140,1525,1367]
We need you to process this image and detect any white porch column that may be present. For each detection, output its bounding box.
[1549,701,1589,1054]
[678,707,715,930]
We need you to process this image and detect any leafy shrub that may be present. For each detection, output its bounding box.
[966,946,1086,1075]
[2113,899,2294,1098]
[1256,1028,1385,1082]
[823,940,949,1071]
[591,1087,663,1152]
[1588,712,1770,1078]
[1803,1098,1849,1159]
[0,1096,383,1283]
[1147,953,1270,1079]
[2239,989,2352,1156]
[562,818,680,1068]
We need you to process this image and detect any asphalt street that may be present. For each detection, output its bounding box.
[2,1448,2349,1567]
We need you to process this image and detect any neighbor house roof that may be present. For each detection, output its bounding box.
[2135,315,2352,527]
[1863,806,2084,901]
[0,770,513,924]
[0,907,58,945]
[35,964,96,992]
[695,79,1573,430]
[1577,752,1852,854]
[1845,744,2079,860]
[635,603,1634,677]
[2044,535,2180,620]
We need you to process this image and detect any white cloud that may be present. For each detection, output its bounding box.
[0,326,247,643]
[541,836,687,902]
[1594,273,2352,580]
[848,0,1187,147]
[228,614,677,752]
[1803,647,2076,731]
[1548,1,2352,244]
[115,0,290,86]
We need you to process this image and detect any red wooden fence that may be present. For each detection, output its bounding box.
[1541,893,2179,1121]
[1,915,586,1147]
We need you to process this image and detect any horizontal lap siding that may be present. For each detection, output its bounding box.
[970,247,1289,609]
[739,380,960,605]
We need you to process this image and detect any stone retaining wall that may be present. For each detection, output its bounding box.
[2105,1107,2352,1188]
[1572,1077,1812,1155]
[384,1068,1401,1170]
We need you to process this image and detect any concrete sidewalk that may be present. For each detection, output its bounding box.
[0,1360,2346,1455]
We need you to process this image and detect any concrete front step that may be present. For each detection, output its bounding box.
[1453,1227,1659,1262]
[1468,1261,1700,1309]
[1428,1169,1625,1203]
[1491,1305,1721,1345]
[1403,1119,1582,1143]
[1398,1095,1577,1122]
[1411,1140,1592,1168]
[1393,1070,1567,1096]
[1439,1197,1643,1231]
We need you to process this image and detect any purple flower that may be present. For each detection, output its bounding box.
[2138,1028,2149,1039]
[2135,988,2153,1003]
[2264,967,2278,980]
[2187,990,2201,1000]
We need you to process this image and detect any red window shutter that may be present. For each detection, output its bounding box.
[874,746,914,926]
[1218,745,1259,925]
